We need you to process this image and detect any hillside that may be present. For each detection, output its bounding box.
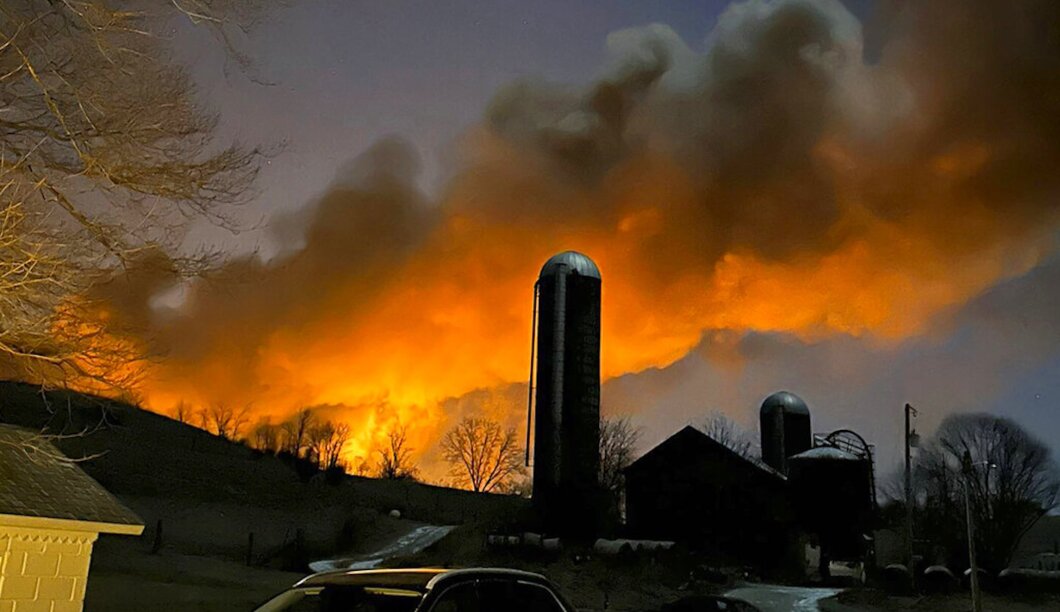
[0,380,528,610]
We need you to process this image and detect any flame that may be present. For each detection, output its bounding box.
[125,159,1051,480]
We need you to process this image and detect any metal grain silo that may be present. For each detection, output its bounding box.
[787,446,875,560]
[526,251,602,534]
[759,391,812,474]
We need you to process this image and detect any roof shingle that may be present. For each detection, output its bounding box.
[0,424,142,529]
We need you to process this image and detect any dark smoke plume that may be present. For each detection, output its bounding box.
[98,0,1060,473]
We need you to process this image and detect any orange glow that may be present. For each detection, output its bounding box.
[120,156,1052,482]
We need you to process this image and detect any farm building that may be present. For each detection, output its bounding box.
[0,425,143,612]
[623,425,794,566]
[623,392,877,574]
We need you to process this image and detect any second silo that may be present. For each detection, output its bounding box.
[760,390,812,474]
[788,446,875,560]
[529,251,601,534]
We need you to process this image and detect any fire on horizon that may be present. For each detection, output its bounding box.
[89,0,1060,477]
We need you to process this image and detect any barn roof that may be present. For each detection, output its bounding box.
[624,425,786,481]
[0,425,142,533]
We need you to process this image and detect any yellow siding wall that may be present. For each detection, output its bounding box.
[0,525,96,612]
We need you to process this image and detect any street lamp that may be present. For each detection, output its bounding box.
[962,451,997,612]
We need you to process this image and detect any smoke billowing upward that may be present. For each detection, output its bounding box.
[100,0,1060,475]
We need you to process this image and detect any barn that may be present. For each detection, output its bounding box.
[623,425,794,566]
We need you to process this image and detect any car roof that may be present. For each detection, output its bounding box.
[296,568,445,591]
[425,568,552,590]
[295,567,552,593]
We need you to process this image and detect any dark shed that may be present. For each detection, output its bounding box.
[623,426,793,565]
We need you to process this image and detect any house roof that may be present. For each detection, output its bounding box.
[0,425,143,534]
[624,425,786,481]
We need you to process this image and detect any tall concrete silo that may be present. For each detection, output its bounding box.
[527,251,601,534]
[759,390,812,474]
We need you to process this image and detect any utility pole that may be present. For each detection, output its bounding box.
[963,450,983,612]
[904,403,918,591]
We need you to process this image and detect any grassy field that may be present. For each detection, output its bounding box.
[85,538,302,612]
[0,381,526,555]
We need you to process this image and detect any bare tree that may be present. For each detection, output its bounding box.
[308,420,352,470]
[352,456,372,477]
[323,422,351,470]
[173,401,191,424]
[441,417,524,493]
[206,402,250,440]
[376,425,417,480]
[700,412,755,458]
[304,420,328,465]
[250,418,280,453]
[280,409,314,458]
[599,416,641,495]
[0,1,269,391]
[906,413,1060,572]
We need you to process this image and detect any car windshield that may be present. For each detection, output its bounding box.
[256,586,423,612]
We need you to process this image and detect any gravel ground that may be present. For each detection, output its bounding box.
[726,584,844,611]
[820,588,1060,612]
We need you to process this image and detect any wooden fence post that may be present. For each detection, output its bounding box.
[151,519,163,554]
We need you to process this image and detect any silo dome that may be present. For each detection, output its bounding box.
[760,390,810,417]
[789,446,858,461]
[539,251,601,280]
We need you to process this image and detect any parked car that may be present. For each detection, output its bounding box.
[254,567,576,612]
[657,595,762,612]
